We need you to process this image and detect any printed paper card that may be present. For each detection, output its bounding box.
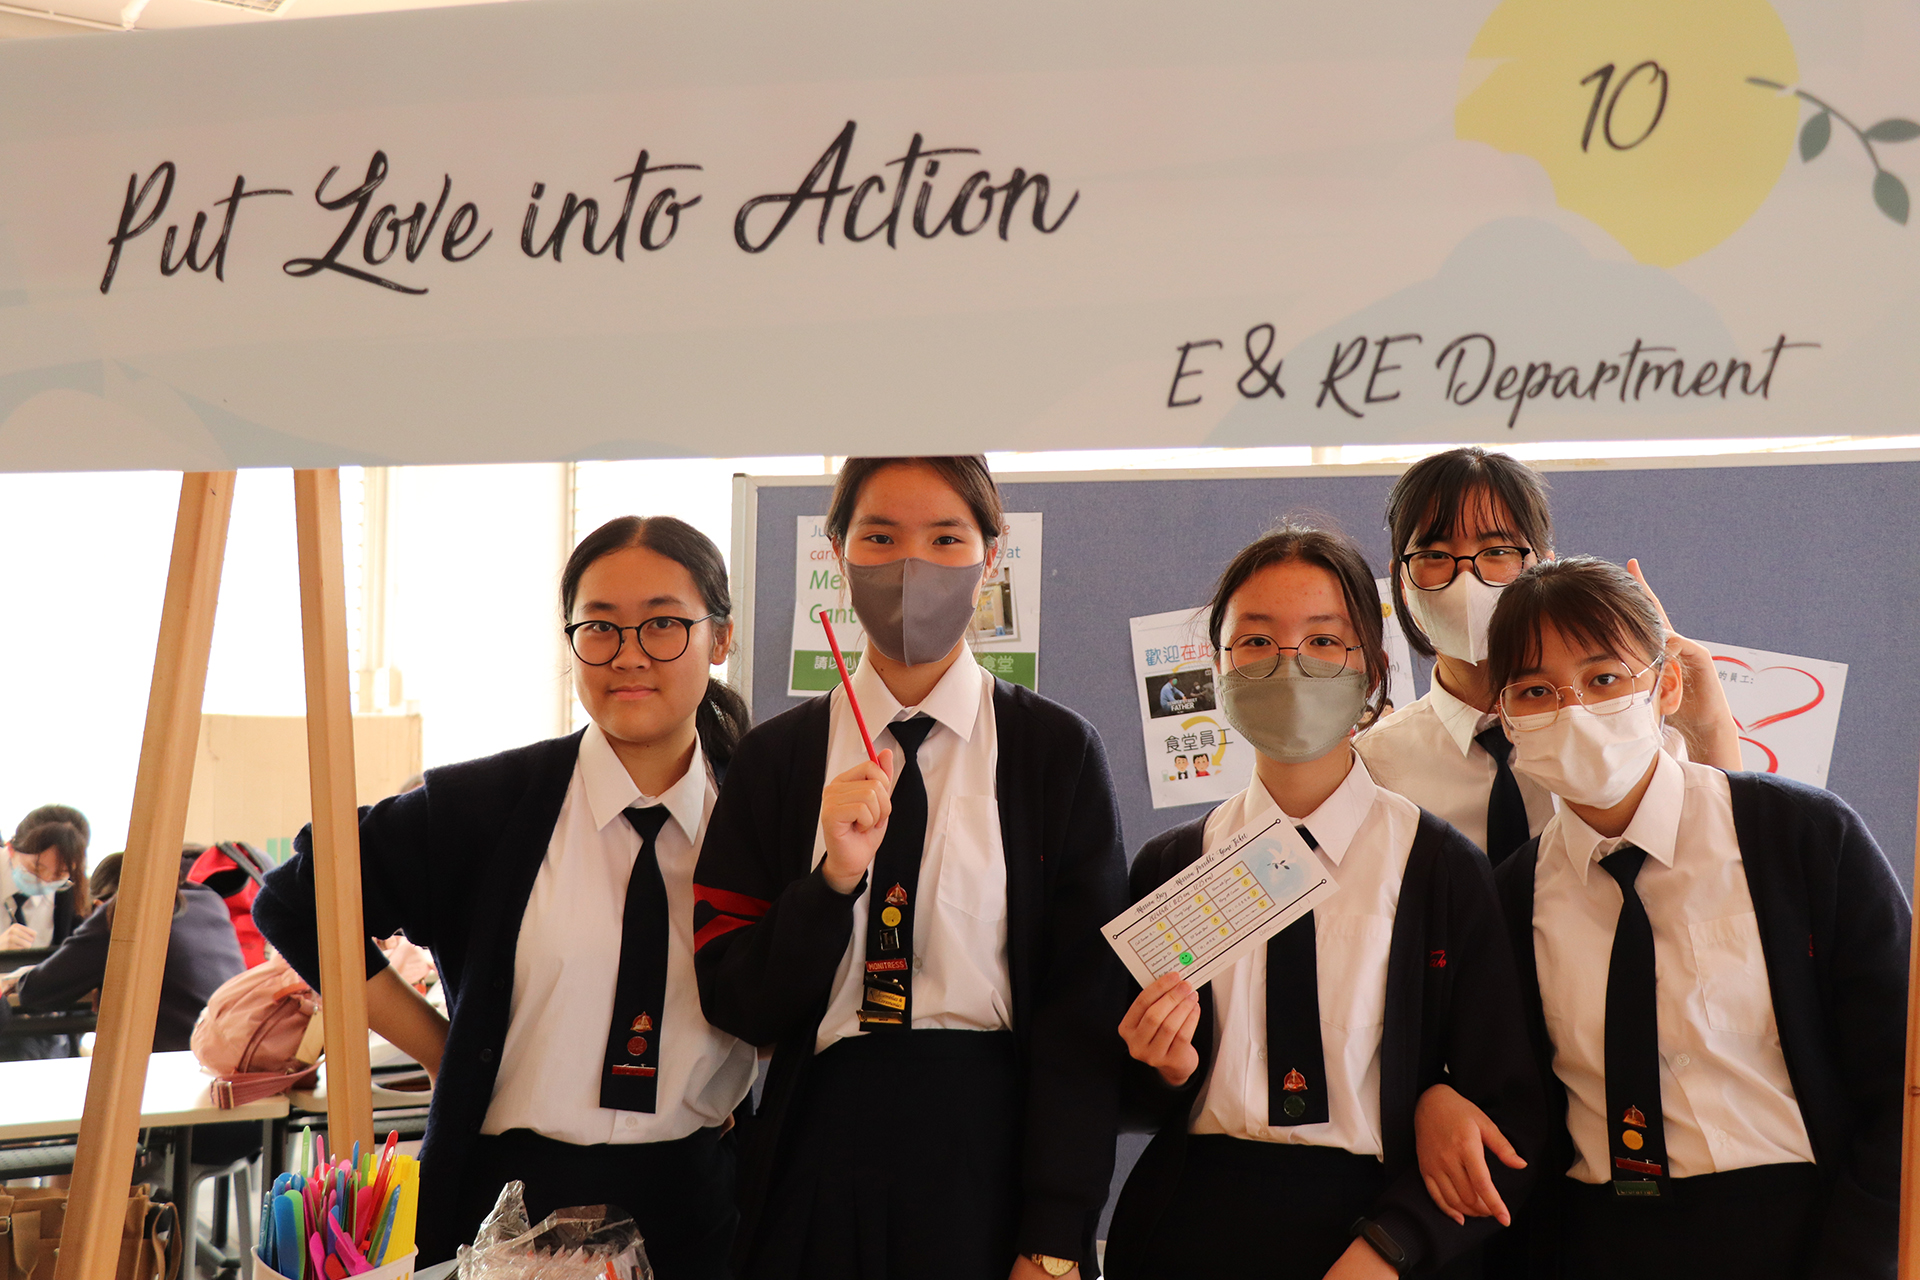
[1103,812,1340,992]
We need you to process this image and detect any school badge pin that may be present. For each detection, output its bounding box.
[886,883,909,906]
[1622,1105,1647,1129]
[1283,1068,1308,1093]
[632,1013,654,1033]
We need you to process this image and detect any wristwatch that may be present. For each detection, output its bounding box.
[1026,1255,1075,1277]
[1352,1218,1411,1276]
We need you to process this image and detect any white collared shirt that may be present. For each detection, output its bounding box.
[1358,681,1687,856]
[1190,752,1418,1158]
[1357,683,1557,855]
[1532,751,1814,1183]
[814,655,1012,1053]
[482,725,756,1145]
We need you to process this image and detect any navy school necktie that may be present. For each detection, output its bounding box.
[601,804,672,1112]
[1475,723,1531,866]
[859,716,936,1031]
[1601,845,1668,1196]
[1267,825,1330,1126]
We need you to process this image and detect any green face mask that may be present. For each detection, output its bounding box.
[1219,666,1369,764]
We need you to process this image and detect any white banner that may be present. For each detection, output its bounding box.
[1,0,1915,471]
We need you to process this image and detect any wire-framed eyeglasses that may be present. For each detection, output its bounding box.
[1499,659,1659,730]
[1401,545,1534,591]
[565,615,717,666]
[1224,633,1363,680]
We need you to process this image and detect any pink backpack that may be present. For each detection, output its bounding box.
[190,952,324,1108]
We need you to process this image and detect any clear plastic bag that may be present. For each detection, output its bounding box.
[455,1182,654,1280]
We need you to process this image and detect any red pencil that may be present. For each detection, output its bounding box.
[819,613,879,764]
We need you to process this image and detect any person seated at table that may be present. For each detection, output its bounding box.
[1,806,91,953]
[2,850,245,1052]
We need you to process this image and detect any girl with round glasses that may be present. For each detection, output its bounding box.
[1430,557,1904,1280]
[1104,520,1544,1280]
[256,516,755,1273]
[1357,447,1742,866]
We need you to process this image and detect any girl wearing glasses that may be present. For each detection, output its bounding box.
[692,456,1128,1280]
[1441,557,1903,1279]
[256,516,756,1273]
[1356,448,1741,866]
[1104,521,1544,1280]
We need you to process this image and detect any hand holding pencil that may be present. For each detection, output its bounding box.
[818,612,896,895]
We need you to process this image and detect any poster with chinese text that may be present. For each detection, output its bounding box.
[1131,608,1252,810]
[1706,641,1848,786]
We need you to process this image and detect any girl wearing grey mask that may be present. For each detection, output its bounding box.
[693,456,1128,1280]
[1106,520,1545,1280]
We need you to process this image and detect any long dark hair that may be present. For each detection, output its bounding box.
[560,516,751,767]
[1385,447,1555,659]
[1205,517,1392,729]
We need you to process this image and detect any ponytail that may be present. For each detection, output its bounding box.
[696,677,752,767]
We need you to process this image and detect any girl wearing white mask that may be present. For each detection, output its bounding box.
[1422,556,1904,1280]
[1105,521,1545,1280]
[1,810,92,1060]
[694,456,1128,1280]
[1,812,89,954]
[1358,448,1742,865]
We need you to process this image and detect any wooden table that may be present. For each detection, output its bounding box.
[0,1050,288,1208]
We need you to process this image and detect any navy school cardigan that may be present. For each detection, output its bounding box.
[254,730,594,1264]
[690,678,1132,1273]
[1104,806,1548,1278]
[1492,771,1910,1280]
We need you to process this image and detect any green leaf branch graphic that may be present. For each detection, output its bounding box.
[1749,77,1916,225]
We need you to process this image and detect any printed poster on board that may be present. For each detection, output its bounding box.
[1130,608,1251,811]
[788,513,1042,697]
[1375,578,1418,714]
[1706,641,1848,787]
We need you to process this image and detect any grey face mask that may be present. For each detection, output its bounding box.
[1219,666,1369,763]
[845,556,985,667]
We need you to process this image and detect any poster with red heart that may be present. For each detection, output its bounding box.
[1708,642,1849,787]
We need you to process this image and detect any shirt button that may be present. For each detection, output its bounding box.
[1673,1053,1691,1069]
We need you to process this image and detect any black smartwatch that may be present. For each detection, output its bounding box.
[1351,1217,1411,1275]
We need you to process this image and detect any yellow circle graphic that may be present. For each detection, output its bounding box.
[1456,0,1800,265]
[881,906,902,927]
[1622,1129,1645,1151]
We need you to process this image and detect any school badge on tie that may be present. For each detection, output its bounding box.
[1281,1068,1309,1119]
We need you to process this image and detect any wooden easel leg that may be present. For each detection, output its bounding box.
[1900,762,1920,1277]
[55,472,234,1280]
[294,468,375,1154]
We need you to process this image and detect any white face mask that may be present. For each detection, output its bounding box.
[1508,691,1664,809]
[9,856,69,897]
[1401,568,1503,664]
